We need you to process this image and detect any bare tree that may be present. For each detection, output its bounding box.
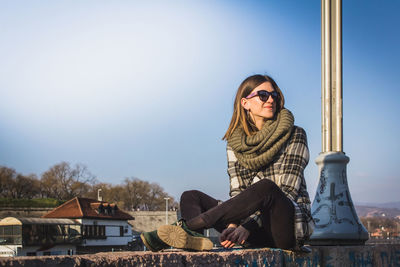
[0,167,41,199]
[40,170,63,198]
[123,178,151,210]
[119,177,175,211]
[0,166,16,198]
[146,183,170,210]
[41,162,97,200]
[2,164,176,211]
[11,174,40,199]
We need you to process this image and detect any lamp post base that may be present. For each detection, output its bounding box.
[309,152,368,245]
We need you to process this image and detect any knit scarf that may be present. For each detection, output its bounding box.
[227,108,294,170]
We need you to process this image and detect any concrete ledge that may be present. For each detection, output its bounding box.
[1,244,399,266]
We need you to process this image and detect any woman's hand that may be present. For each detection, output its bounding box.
[219,225,250,248]
[220,223,238,248]
[220,227,237,248]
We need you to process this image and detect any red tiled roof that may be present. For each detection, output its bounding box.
[42,197,134,221]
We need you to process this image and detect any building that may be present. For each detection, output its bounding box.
[0,197,134,257]
[0,217,80,257]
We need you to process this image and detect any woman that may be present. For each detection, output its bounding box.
[141,74,314,251]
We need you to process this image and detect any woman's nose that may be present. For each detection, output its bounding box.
[267,95,274,103]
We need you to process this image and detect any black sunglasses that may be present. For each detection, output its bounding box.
[245,90,279,102]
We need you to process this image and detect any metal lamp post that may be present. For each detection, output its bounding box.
[309,0,369,245]
[164,197,170,224]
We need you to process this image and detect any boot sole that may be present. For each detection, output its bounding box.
[157,225,213,251]
[140,233,158,252]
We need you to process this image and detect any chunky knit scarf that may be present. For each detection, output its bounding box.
[227,108,294,170]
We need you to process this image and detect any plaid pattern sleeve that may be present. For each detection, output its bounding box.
[227,145,258,198]
[278,126,309,201]
[227,145,241,198]
[278,126,314,243]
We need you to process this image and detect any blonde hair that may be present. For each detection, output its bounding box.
[222,74,285,140]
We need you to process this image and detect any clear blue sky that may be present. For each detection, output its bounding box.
[1,1,399,204]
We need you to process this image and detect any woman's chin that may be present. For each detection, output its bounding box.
[262,112,275,120]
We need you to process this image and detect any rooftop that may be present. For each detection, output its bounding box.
[42,197,134,221]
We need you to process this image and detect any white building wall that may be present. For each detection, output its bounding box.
[106,225,121,236]
[0,244,76,257]
[81,219,132,247]
[0,245,21,257]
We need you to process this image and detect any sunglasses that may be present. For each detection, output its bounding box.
[245,90,279,102]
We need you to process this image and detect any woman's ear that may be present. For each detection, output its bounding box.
[241,98,250,111]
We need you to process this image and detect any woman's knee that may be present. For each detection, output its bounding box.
[180,190,202,203]
[252,179,280,194]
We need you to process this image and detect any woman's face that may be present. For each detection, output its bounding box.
[241,82,277,121]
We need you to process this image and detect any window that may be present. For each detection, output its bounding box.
[99,226,105,237]
[0,225,22,245]
[82,225,106,239]
[120,226,123,237]
[21,224,81,246]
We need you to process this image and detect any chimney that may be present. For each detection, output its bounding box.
[98,189,103,202]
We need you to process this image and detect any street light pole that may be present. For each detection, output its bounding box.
[164,197,170,225]
[309,0,368,245]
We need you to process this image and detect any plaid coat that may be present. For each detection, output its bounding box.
[227,126,315,245]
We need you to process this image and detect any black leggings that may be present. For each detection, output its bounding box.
[179,179,296,249]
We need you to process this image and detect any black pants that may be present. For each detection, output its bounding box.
[179,179,296,249]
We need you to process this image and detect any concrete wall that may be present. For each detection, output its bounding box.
[0,207,53,218]
[1,244,399,266]
[128,211,178,232]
